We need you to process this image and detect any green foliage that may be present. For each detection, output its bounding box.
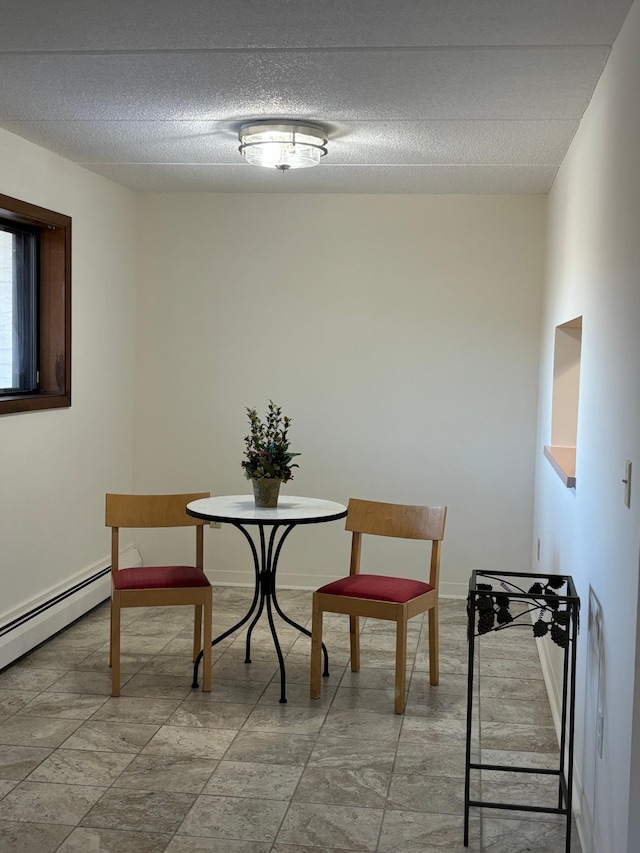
[241,400,300,482]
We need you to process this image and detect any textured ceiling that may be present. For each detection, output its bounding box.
[0,1,634,193]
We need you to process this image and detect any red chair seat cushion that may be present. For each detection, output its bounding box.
[113,565,211,591]
[317,574,433,604]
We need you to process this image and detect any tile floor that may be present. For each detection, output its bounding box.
[0,588,581,852]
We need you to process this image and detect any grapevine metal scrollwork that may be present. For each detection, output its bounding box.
[468,574,575,647]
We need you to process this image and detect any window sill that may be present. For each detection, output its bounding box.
[544,445,576,488]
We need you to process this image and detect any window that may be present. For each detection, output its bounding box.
[0,194,71,415]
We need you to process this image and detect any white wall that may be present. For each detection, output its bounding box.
[134,193,545,594]
[533,2,640,851]
[0,129,138,661]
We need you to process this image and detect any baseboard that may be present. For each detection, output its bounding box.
[537,632,591,851]
[0,546,141,670]
[208,571,469,598]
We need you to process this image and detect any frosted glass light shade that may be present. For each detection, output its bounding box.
[239,122,328,171]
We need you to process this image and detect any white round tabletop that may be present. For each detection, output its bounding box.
[186,495,348,526]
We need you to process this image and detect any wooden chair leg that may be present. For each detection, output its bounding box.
[428,604,439,685]
[349,615,360,672]
[109,598,113,667]
[395,608,408,714]
[110,592,121,697]
[202,591,212,693]
[310,594,323,699]
[193,604,203,661]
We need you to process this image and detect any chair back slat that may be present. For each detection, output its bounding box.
[345,498,446,541]
[106,493,209,529]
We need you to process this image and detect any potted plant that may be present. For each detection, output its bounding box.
[242,401,300,507]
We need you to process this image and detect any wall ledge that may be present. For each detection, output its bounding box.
[544,445,576,488]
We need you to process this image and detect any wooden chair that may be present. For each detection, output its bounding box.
[310,498,447,714]
[106,492,213,697]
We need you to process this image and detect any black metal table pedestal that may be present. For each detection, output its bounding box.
[191,520,329,703]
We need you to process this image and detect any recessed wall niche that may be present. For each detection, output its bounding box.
[544,316,582,488]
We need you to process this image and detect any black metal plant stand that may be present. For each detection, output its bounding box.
[464,570,580,853]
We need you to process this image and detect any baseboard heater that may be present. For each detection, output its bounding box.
[0,546,141,670]
[0,566,110,641]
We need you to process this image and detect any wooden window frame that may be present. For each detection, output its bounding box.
[0,193,71,415]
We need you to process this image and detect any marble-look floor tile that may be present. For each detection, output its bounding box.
[0,690,39,716]
[479,658,544,680]
[178,794,289,841]
[387,773,464,814]
[479,749,560,771]
[17,692,108,720]
[0,779,17,798]
[286,649,351,668]
[210,658,279,684]
[57,826,171,853]
[224,638,296,662]
[272,661,345,686]
[413,650,468,676]
[167,701,252,729]
[479,722,558,753]
[114,754,218,793]
[476,636,542,663]
[394,741,466,778]
[81,789,195,833]
[203,761,303,799]
[142,725,236,759]
[0,820,72,852]
[89,696,181,725]
[377,809,469,852]
[242,705,327,735]
[478,816,580,852]
[276,802,383,851]
[409,672,468,696]
[19,647,92,671]
[321,708,402,741]
[259,681,337,707]
[76,649,152,674]
[404,691,468,719]
[477,697,553,726]
[119,620,186,638]
[184,681,268,705]
[272,847,362,853]
[60,721,159,753]
[0,668,63,692]
[339,668,409,690]
[138,655,201,678]
[223,731,316,765]
[0,745,53,780]
[26,749,135,786]
[472,776,565,820]
[293,766,389,808]
[106,636,177,655]
[119,674,194,699]
[478,677,548,702]
[308,736,396,772]
[330,687,398,715]
[46,671,126,695]
[166,838,271,852]
[0,781,105,825]
[0,716,82,748]
[356,649,415,669]
[400,715,467,745]
[0,592,579,853]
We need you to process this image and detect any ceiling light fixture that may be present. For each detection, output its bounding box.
[238,122,328,172]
